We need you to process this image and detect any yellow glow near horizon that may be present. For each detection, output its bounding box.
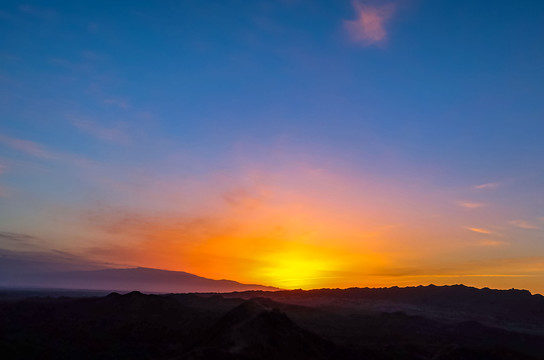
[258,250,339,289]
[73,162,544,295]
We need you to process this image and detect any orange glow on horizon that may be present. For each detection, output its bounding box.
[76,162,544,294]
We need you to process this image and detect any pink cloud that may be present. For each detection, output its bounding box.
[456,201,486,209]
[473,182,500,190]
[465,227,493,235]
[344,2,395,45]
[510,219,540,230]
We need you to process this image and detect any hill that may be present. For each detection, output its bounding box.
[1,285,543,359]
[0,267,279,293]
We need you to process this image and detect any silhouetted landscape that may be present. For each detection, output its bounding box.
[1,284,543,359]
[0,267,279,293]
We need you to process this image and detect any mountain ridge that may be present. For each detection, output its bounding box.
[2,288,543,359]
[0,267,280,293]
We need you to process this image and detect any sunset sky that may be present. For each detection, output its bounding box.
[1,0,544,293]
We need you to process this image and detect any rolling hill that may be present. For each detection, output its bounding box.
[0,267,279,293]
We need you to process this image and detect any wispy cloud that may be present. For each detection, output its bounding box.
[0,133,94,168]
[510,219,540,230]
[0,231,44,249]
[103,98,129,109]
[473,182,500,190]
[80,206,238,271]
[344,1,396,45]
[70,116,129,144]
[369,257,535,279]
[223,187,271,210]
[456,201,486,209]
[0,134,56,159]
[465,227,493,235]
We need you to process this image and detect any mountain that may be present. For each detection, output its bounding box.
[180,298,353,360]
[0,267,279,293]
[1,287,544,359]
[222,284,544,336]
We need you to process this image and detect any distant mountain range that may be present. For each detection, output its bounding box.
[1,287,543,359]
[225,284,544,336]
[0,267,279,293]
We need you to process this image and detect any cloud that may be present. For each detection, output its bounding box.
[0,133,56,159]
[368,256,539,279]
[79,206,245,273]
[223,187,272,210]
[70,117,129,144]
[456,201,486,209]
[344,1,395,45]
[465,227,493,235]
[0,133,95,170]
[0,231,44,249]
[103,98,129,109]
[473,182,500,190]
[510,219,540,230]
[83,207,228,245]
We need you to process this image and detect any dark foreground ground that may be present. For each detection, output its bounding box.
[1,285,543,359]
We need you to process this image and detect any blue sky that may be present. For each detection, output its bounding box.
[1,0,544,291]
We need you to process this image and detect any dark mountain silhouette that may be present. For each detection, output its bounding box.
[180,298,356,360]
[224,284,544,335]
[1,285,543,359]
[0,291,228,359]
[1,267,279,293]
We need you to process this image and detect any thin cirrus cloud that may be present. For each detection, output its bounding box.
[0,133,56,159]
[510,219,540,230]
[103,98,129,109]
[465,227,493,235]
[0,133,94,168]
[344,1,396,45]
[456,201,486,209]
[0,231,46,251]
[473,182,500,190]
[70,116,129,144]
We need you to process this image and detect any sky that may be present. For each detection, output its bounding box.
[1,0,544,292]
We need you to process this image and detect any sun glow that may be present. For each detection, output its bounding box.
[257,248,341,289]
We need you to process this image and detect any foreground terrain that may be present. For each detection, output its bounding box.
[1,285,543,359]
